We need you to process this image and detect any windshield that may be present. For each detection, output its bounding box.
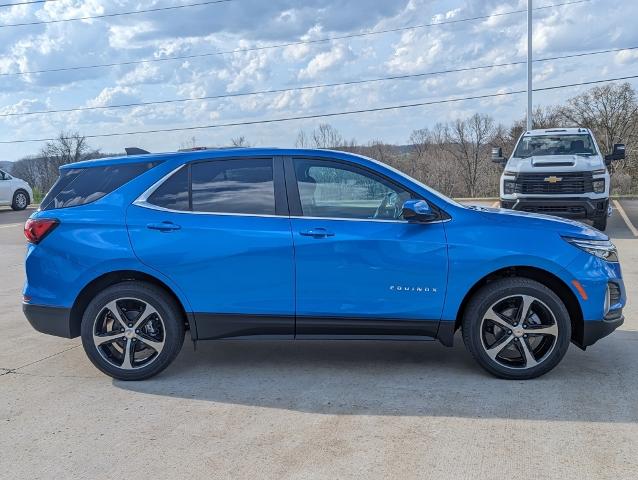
[513,134,597,158]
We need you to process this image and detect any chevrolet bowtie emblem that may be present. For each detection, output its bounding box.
[544,176,562,183]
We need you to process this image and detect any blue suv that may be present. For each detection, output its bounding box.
[22,148,625,380]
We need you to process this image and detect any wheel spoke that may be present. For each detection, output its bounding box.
[93,331,123,348]
[485,334,514,360]
[104,300,128,329]
[483,307,513,330]
[519,338,538,368]
[133,303,159,329]
[525,323,558,337]
[517,295,535,324]
[120,339,134,369]
[136,334,164,353]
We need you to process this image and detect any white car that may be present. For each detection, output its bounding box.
[0,169,33,211]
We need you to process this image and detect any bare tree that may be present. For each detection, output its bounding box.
[39,132,91,191]
[295,129,309,148]
[443,114,495,197]
[559,82,638,153]
[178,136,198,150]
[9,156,48,193]
[311,123,344,149]
[231,135,250,147]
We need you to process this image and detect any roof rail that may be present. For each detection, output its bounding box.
[125,147,150,155]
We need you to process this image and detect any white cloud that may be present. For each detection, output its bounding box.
[298,44,355,79]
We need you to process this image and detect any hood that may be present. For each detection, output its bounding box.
[466,205,607,241]
[506,154,605,172]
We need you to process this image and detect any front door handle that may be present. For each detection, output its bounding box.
[299,228,335,238]
[147,221,181,232]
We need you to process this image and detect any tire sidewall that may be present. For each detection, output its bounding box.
[463,278,571,379]
[80,282,185,381]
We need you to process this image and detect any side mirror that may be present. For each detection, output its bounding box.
[604,143,626,164]
[402,199,437,223]
[491,147,506,165]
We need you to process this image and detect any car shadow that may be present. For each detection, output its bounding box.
[116,330,638,423]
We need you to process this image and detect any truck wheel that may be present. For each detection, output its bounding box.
[80,281,185,380]
[11,190,29,210]
[593,215,607,231]
[461,277,571,380]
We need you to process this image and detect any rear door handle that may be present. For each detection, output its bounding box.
[147,221,181,232]
[299,228,335,238]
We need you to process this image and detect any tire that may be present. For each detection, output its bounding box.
[11,190,29,211]
[80,281,185,380]
[593,215,607,231]
[461,277,571,380]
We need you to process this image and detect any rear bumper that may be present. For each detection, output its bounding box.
[501,197,609,219]
[23,303,77,338]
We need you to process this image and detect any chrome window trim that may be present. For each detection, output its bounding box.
[134,164,450,224]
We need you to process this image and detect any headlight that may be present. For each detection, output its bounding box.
[564,237,618,262]
[503,170,516,176]
[592,168,606,175]
[503,180,515,194]
[592,178,605,193]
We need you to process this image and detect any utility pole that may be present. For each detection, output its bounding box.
[526,0,533,131]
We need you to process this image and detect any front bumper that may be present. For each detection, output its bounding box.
[23,303,77,338]
[576,313,624,349]
[501,197,609,219]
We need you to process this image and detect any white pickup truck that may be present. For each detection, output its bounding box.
[492,127,626,231]
[0,168,33,211]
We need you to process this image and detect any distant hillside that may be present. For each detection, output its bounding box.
[0,160,12,172]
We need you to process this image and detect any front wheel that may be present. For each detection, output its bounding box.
[80,281,185,380]
[462,277,571,380]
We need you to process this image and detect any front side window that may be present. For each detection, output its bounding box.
[146,158,276,215]
[513,134,597,158]
[294,159,413,220]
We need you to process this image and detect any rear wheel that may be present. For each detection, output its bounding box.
[462,277,571,380]
[80,281,185,380]
[593,215,607,231]
[11,190,28,210]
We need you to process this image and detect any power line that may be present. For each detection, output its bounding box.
[0,0,235,28]
[1,74,635,145]
[2,45,635,119]
[0,0,589,72]
[0,0,58,7]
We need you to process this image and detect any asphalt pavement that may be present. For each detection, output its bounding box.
[1,203,637,480]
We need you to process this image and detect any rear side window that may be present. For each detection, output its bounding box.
[191,159,274,214]
[147,158,275,215]
[147,166,189,211]
[41,162,157,211]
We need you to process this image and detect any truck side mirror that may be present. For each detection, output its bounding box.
[491,147,506,165]
[604,144,625,165]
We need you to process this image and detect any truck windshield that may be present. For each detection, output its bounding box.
[513,134,597,158]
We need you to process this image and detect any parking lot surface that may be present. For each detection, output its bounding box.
[1,203,637,480]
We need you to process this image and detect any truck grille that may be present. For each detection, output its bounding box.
[514,172,593,194]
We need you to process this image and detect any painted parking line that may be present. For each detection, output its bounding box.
[0,222,23,229]
[612,200,638,237]
[491,201,499,208]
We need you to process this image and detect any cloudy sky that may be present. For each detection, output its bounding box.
[0,0,637,160]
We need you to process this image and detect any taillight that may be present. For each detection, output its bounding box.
[24,218,59,244]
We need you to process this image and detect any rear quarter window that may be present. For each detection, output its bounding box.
[41,162,157,211]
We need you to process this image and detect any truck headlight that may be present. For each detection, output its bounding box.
[563,237,618,262]
[592,179,605,193]
[503,180,515,195]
